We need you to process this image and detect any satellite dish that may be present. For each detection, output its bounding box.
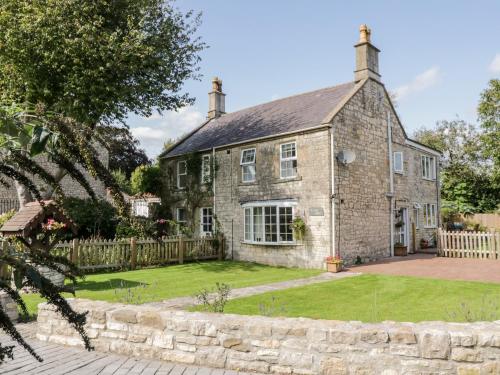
[336,150,356,165]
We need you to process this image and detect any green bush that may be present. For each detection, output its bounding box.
[63,198,118,239]
[115,217,157,239]
[130,164,161,195]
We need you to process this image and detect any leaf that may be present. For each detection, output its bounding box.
[30,126,51,156]
[13,269,25,289]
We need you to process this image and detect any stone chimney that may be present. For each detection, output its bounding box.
[208,77,225,119]
[354,25,381,82]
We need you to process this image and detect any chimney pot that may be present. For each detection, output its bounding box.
[354,24,381,83]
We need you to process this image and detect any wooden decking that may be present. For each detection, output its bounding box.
[0,334,247,375]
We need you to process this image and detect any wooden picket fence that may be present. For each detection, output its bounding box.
[438,228,500,259]
[0,235,224,276]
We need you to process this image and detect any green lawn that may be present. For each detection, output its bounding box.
[21,261,321,316]
[222,274,500,322]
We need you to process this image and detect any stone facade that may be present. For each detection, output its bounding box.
[161,79,440,269]
[0,146,109,214]
[0,291,18,322]
[37,299,500,374]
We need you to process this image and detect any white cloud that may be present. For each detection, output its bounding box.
[130,106,204,158]
[489,53,500,74]
[393,66,441,101]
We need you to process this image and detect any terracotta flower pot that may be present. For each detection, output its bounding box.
[326,262,343,273]
[394,245,408,256]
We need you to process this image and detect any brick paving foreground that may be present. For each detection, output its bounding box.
[0,333,258,375]
[348,253,500,283]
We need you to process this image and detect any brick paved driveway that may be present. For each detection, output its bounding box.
[348,253,500,283]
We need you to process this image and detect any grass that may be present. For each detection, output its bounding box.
[222,274,500,322]
[21,261,321,316]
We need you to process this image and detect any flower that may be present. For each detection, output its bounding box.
[325,255,343,264]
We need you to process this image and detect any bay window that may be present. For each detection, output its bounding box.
[243,202,295,244]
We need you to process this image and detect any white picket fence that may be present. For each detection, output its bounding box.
[438,228,500,259]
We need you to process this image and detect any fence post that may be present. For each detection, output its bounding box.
[178,236,184,264]
[218,235,224,261]
[130,237,137,270]
[71,239,79,265]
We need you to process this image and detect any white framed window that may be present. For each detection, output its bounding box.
[413,204,421,230]
[423,203,437,228]
[177,160,187,189]
[280,142,297,179]
[201,155,211,184]
[200,207,213,235]
[240,148,256,182]
[243,202,295,244]
[176,207,187,224]
[132,201,149,217]
[421,155,436,180]
[393,151,403,174]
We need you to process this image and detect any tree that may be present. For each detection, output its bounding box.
[130,164,162,196]
[477,79,500,182]
[413,119,499,213]
[0,0,205,125]
[97,125,149,178]
[111,170,132,195]
[0,0,205,206]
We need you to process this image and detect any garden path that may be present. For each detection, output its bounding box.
[142,271,360,310]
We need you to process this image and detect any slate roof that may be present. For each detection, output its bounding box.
[164,82,355,157]
[0,200,76,237]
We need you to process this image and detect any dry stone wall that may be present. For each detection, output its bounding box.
[37,299,500,374]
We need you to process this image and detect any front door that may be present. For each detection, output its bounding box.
[395,208,408,246]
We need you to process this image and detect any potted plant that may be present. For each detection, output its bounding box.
[420,238,429,249]
[325,256,343,273]
[292,216,306,240]
[394,242,407,256]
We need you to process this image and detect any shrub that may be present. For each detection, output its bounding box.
[195,283,231,313]
[63,197,118,239]
[115,217,157,239]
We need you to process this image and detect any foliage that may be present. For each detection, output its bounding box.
[477,79,500,184]
[195,282,231,313]
[97,125,150,178]
[413,119,499,213]
[115,217,157,239]
[0,210,16,228]
[111,170,132,195]
[0,0,205,125]
[291,216,307,240]
[130,164,162,195]
[258,295,287,317]
[325,255,343,264]
[62,198,118,239]
[113,280,158,305]
[447,295,500,322]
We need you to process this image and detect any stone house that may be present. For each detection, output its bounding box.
[160,25,441,269]
[0,147,109,214]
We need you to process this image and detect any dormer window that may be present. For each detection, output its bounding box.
[241,148,256,182]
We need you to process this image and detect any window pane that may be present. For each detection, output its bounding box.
[201,156,210,183]
[179,174,187,188]
[241,149,256,164]
[279,207,293,242]
[244,208,251,241]
[281,143,296,159]
[264,206,277,242]
[201,208,213,233]
[394,152,403,172]
[179,161,187,174]
[253,207,263,242]
[177,208,186,222]
[242,165,256,182]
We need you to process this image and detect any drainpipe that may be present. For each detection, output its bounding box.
[212,147,216,226]
[387,111,394,257]
[330,127,336,257]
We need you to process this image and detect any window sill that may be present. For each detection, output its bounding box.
[239,181,258,186]
[394,171,404,175]
[241,241,300,247]
[423,226,437,229]
[273,176,302,184]
[422,178,436,182]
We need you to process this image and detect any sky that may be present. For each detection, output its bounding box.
[128,0,500,158]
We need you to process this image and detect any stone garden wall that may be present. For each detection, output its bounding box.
[37,299,500,374]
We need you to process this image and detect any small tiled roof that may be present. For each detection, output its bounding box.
[164,82,355,157]
[0,200,76,238]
